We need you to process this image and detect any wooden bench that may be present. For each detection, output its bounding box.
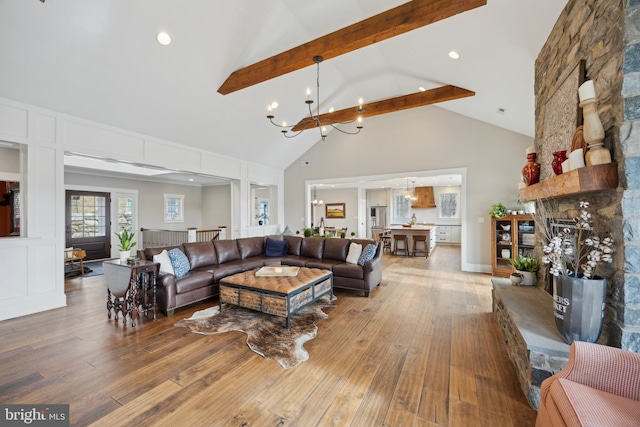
[64,248,86,275]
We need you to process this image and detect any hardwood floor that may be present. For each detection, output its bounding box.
[0,245,537,426]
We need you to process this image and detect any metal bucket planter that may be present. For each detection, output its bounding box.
[553,275,606,344]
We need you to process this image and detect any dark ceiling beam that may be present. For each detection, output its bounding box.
[218,0,487,95]
[291,85,475,132]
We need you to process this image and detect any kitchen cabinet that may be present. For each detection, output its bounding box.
[411,186,436,208]
[436,225,461,244]
[491,214,535,277]
[367,189,387,206]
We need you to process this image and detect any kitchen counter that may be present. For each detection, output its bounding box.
[384,225,437,256]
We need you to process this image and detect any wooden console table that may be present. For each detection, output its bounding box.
[103,259,159,326]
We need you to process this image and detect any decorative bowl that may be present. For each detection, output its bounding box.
[501,224,511,231]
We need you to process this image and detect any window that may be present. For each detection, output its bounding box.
[392,189,411,223]
[439,193,459,218]
[164,194,184,223]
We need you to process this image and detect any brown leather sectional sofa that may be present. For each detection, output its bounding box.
[139,235,383,316]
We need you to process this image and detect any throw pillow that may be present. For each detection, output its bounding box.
[265,237,288,257]
[167,248,190,279]
[346,242,363,265]
[153,249,175,275]
[358,243,378,266]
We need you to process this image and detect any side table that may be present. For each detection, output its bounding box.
[103,259,159,326]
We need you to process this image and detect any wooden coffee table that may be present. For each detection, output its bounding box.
[219,267,333,329]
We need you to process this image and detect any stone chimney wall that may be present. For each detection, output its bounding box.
[534,0,639,351]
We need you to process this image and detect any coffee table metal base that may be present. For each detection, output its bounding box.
[219,267,333,329]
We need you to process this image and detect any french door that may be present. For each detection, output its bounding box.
[65,190,111,260]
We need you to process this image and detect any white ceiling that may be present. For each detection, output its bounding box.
[0,0,566,171]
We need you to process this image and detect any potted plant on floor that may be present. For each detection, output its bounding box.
[535,200,615,344]
[116,229,136,262]
[509,256,539,286]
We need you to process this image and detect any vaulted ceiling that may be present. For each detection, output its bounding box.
[0,0,566,170]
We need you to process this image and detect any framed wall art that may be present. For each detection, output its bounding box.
[325,203,345,219]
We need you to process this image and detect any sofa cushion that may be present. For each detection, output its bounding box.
[550,378,640,427]
[174,271,214,294]
[323,238,350,261]
[212,263,244,282]
[237,237,265,259]
[306,259,343,270]
[265,237,288,257]
[332,262,365,279]
[346,243,363,265]
[358,243,379,266]
[183,241,217,269]
[283,235,303,256]
[213,239,241,264]
[168,248,190,279]
[153,250,175,275]
[143,245,182,261]
[301,237,325,259]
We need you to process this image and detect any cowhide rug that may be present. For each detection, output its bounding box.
[174,298,334,369]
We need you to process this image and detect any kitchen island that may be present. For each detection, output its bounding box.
[384,225,437,256]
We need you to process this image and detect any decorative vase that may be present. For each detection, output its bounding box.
[521,146,540,186]
[119,250,130,262]
[510,273,523,286]
[553,275,607,344]
[517,270,536,286]
[551,150,568,175]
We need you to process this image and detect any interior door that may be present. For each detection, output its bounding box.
[65,190,111,260]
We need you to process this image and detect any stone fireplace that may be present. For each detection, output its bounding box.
[492,0,640,410]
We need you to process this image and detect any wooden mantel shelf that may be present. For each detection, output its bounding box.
[520,163,618,202]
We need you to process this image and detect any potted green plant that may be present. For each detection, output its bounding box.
[509,256,539,286]
[303,227,313,237]
[489,203,508,218]
[339,231,346,238]
[350,231,356,239]
[115,229,136,262]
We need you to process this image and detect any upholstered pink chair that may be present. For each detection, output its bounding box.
[536,341,640,427]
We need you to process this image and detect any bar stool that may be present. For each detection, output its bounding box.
[380,233,392,253]
[393,234,409,256]
[413,234,428,258]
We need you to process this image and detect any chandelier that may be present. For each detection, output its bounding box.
[402,179,417,201]
[266,56,364,141]
[312,185,323,206]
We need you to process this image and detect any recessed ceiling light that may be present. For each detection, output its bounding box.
[328,107,335,113]
[156,32,172,46]
[418,86,426,92]
[188,178,194,182]
[448,50,460,59]
[270,101,278,109]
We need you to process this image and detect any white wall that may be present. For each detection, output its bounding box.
[0,96,284,321]
[284,106,532,272]
[202,184,231,230]
[65,172,204,230]
[0,100,66,320]
[313,188,359,235]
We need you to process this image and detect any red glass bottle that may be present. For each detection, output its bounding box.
[552,150,568,175]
